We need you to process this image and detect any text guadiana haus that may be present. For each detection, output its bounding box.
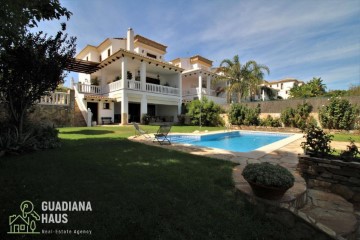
[41,201,92,223]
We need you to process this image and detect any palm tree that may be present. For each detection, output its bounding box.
[245,61,270,101]
[215,55,270,103]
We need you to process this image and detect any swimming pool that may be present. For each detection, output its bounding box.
[170,131,293,152]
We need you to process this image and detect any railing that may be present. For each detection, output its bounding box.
[39,92,70,105]
[77,83,101,94]
[146,83,179,96]
[108,80,122,92]
[183,87,224,97]
[74,84,91,127]
[126,80,141,90]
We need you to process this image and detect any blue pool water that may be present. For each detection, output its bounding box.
[170,131,291,152]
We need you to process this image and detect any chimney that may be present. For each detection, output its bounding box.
[126,28,134,52]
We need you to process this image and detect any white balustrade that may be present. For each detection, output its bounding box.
[73,84,91,127]
[39,92,70,105]
[146,83,179,96]
[108,80,122,92]
[77,83,101,94]
[126,80,141,90]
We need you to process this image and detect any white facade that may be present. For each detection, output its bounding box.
[170,56,227,105]
[264,78,304,99]
[74,28,182,125]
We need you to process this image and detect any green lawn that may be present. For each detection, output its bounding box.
[0,126,291,239]
[332,133,360,142]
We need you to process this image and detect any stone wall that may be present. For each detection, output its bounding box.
[298,156,360,206]
[0,90,77,127]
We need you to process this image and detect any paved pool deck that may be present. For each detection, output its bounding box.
[129,130,359,239]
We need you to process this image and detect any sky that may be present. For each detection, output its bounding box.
[35,0,360,90]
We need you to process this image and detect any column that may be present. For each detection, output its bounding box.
[177,73,182,114]
[120,57,128,125]
[140,61,146,91]
[206,75,211,96]
[140,95,147,124]
[121,94,128,125]
[198,74,202,100]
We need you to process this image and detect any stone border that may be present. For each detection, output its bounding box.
[298,155,360,207]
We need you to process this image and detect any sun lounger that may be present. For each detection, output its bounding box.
[133,122,151,138]
[153,124,172,145]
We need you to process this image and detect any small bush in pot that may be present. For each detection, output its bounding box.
[242,162,295,200]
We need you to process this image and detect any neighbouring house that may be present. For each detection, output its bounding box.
[170,56,227,105]
[72,28,183,125]
[263,78,304,99]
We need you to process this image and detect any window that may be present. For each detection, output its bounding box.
[281,83,283,90]
[86,56,89,61]
[146,53,157,59]
[103,103,110,109]
[99,55,102,62]
[107,49,111,57]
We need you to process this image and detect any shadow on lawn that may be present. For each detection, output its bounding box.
[62,129,115,135]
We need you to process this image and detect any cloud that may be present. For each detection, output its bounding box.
[34,0,359,90]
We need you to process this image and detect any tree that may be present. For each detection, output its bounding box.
[215,55,269,103]
[0,0,76,138]
[289,77,326,98]
[0,0,71,48]
[246,61,270,101]
[348,84,360,96]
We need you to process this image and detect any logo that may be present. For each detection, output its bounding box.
[8,200,40,234]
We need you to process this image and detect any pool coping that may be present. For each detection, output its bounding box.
[167,130,303,160]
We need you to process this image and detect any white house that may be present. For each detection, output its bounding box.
[170,55,227,105]
[263,78,304,99]
[73,28,183,125]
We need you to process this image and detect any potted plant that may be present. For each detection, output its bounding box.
[141,114,151,125]
[242,162,295,200]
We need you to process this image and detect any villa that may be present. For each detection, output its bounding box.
[263,78,304,99]
[72,28,228,125]
[71,28,303,125]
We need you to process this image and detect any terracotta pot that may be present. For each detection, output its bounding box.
[247,181,290,200]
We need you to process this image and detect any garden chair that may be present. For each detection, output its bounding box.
[133,122,151,139]
[153,124,172,145]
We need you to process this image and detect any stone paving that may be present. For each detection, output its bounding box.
[129,132,359,239]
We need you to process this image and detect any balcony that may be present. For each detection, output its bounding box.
[182,87,223,97]
[76,80,179,97]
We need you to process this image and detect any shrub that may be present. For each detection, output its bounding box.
[0,124,60,155]
[280,103,313,129]
[301,125,333,157]
[260,115,282,127]
[319,97,359,130]
[340,138,360,161]
[242,162,295,189]
[229,104,260,126]
[141,114,151,125]
[32,125,61,149]
[177,114,186,126]
[186,97,224,126]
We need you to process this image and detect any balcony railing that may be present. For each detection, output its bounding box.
[126,80,141,90]
[76,81,180,96]
[109,80,122,92]
[146,83,179,96]
[77,83,102,94]
[39,92,70,105]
